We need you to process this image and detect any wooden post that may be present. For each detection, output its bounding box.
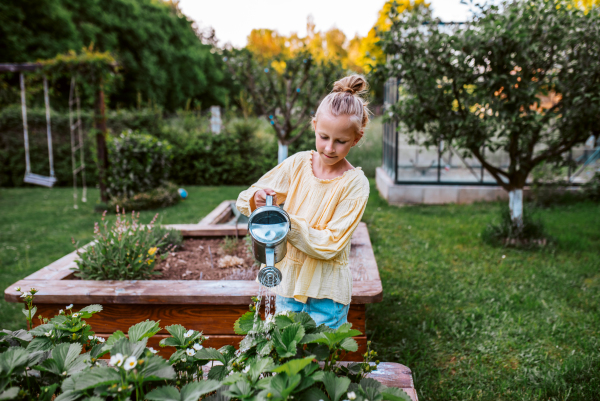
[95,84,109,202]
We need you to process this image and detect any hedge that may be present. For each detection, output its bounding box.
[0,107,281,188]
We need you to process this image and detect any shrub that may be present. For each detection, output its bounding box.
[582,172,600,202]
[150,223,183,254]
[108,181,180,212]
[0,294,412,401]
[74,209,169,280]
[107,130,173,199]
[482,205,549,248]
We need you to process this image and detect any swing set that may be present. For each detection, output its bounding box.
[1,52,117,208]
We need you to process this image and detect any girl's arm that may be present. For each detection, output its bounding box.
[236,156,294,216]
[287,178,369,261]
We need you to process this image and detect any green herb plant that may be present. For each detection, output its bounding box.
[73,208,170,280]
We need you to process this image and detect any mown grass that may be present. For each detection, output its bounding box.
[1,181,599,400]
[363,189,600,400]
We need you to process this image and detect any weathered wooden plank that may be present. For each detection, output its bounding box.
[166,224,249,237]
[197,200,234,225]
[34,304,366,335]
[6,278,381,304]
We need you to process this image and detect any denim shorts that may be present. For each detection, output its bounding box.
[275,295,350,329]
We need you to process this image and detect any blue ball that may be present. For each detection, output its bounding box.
[178,188,188,199]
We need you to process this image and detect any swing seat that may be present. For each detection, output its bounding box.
[24,173,57,188]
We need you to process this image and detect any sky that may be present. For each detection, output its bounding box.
[178,0,473,48]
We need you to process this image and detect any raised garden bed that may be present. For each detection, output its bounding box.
[5,201,383,362]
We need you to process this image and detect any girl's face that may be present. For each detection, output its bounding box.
[313,112,362,167]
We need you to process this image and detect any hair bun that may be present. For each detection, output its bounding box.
[332,75,368,96]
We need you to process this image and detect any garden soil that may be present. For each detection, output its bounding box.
[153,238,260,280]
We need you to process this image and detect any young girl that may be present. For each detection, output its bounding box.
[236,75,371,329]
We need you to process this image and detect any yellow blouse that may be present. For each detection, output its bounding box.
[236,150,370,305]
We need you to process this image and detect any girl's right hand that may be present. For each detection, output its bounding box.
[254,188,277,208]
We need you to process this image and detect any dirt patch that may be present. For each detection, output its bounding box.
[153,238,260,280]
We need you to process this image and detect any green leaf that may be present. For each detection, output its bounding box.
[0,387,19,401]
[38,384,59,401]
[272,356,315,377]
[101,330,125,353]
[257,340,274,356]
[207,364,228,381]
[274,314,295,330]
[1,329,31,341]
[138,355,176,381]
[28,323,53,337]
[382,387,413,401]
[195,347,226,364]
[340,337,358,352]
[248,357,275,382]
[0,346,29,374]
[300,387,330,401]
[108,337,148,362]
[273,323,305,358]
[145,385,180,401]
[307,343,331,361]
[291,312,317,333]
[322,371,351,401]
[360,378,385,401]
[128,320,161,342]
[62,367,120,391]
[233,311,255,335]
[78,305,103,318]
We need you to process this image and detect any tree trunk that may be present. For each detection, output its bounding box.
[95,86,109,203]
[278,141,288,164]
[508,188,524,232]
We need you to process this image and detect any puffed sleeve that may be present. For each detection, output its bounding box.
[236,154,297,217]
[286,175,369,260]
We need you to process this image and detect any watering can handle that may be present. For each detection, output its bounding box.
[266,195,273,206]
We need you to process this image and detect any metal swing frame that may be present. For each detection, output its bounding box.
[20,73,57,187]
[69,76,87,208]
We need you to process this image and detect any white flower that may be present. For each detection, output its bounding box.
[347,391,357,400]
[88,335,94,340]
[147,347,158,354]
[185,348,196,356]
[97,336,105,343]
[44,332,52,337]
[72,313,80,318]
[109,353,124,367]
[58,309,64,314]
[124,356,137,371]
[192,343,203,351]
[181,358,186,362]
[265,314,274,324]
[15,287,21,292]
[66,304,73,310]
[20,292,31,298]
[243,366,250,373]
[184,330,194,338]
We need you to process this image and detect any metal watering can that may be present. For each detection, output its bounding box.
[248,195,290,287]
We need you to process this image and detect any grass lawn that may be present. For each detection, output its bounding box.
[363,192,600,400]
[1,183,599,400]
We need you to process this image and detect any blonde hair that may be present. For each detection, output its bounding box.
[313,75,371,135]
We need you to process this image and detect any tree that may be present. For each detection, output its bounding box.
[225,50,344,163]
[0,0,229,111]
[381,0,600,230]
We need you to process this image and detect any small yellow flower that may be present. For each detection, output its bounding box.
[148,247,158,256]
